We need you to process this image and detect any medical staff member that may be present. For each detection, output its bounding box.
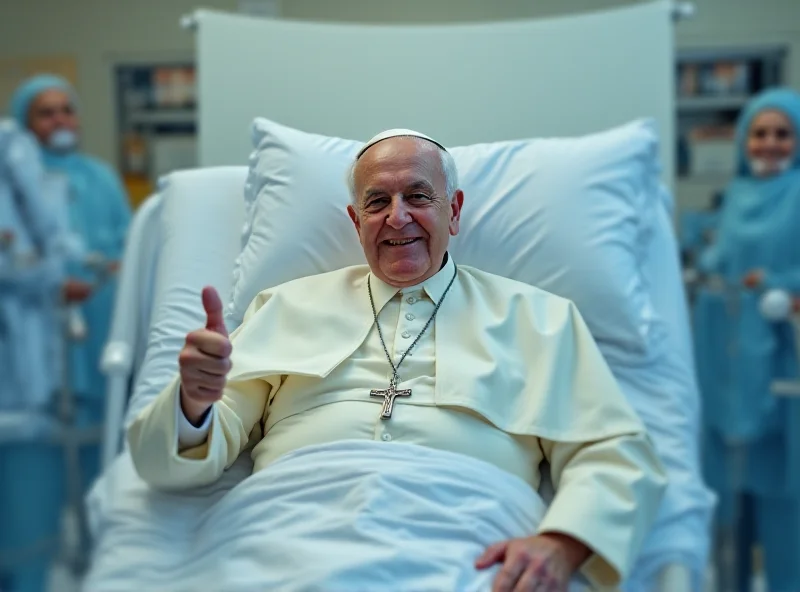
[0,120,67,592]
[3,75,130,592]
[695,87,800,591]
[0,120,65,410]
[10,74,131,425]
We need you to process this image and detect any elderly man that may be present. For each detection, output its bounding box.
[128,129,666,591]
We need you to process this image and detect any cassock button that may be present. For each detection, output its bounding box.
[382,433,392,442]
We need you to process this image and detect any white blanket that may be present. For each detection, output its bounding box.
[85,440,590,591]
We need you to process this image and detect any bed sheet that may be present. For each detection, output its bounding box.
[85,440,596,592]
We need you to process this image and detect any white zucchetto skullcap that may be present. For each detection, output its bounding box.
[356,128,448,160]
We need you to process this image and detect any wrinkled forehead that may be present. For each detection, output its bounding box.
[354,137,445,193]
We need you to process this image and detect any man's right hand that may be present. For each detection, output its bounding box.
[178,286,232,426]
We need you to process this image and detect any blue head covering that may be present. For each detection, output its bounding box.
[695,88,800,478]
[9,74,78,129]
[733,87,800,177]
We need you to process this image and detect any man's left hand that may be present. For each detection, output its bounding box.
[475,533,591,592]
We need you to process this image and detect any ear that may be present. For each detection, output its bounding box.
[347,204,362,236]
[448,190,464,236]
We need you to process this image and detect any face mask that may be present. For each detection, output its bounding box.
[749,157,792,177]
[47,128,78,152]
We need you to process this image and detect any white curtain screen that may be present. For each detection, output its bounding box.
[196,1,675,183]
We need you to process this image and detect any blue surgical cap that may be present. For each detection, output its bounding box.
[734,87,800,177]
[9,74,78,128]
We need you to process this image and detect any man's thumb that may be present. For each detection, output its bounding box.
[202,286,228,336]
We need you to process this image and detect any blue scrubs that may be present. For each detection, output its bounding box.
[694,88,800,591]
[0,122,64,411]
[43,151,131,409]
[0,121,66,592]
[1,76,131,592]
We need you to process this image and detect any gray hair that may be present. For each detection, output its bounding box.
[347,136,459,204]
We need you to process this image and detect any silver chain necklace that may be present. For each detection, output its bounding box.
[367,261,458,419]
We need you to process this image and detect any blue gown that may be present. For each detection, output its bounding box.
[694,88,800,591]
[42,151,132,409]
[0,122,65,412]
[1,76,131,592]
[0,121,67,592]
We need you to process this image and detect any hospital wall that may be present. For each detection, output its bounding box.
[0,0,798,212]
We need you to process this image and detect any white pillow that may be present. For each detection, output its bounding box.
[227,119,664,364]
[613,185,714,567]
[124,166,248,428]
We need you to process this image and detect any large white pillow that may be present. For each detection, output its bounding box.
[124,166,248,428]
[227,119,664,364]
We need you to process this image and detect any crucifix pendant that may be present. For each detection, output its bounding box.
[370,382,411,419]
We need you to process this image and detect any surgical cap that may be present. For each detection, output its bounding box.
[9,74,78,128]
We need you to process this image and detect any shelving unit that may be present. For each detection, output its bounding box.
[114,63,198,208]
[677,96,750,112]
[126,109,196,126]
[675,45,787,211]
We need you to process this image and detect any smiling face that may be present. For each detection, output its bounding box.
[746,109,796,177]
[347,137,463,288]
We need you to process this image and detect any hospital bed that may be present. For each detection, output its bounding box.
[87,3,714,590]
[86,157,712,592]
[99,192,163,471]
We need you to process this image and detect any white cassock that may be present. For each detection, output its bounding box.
[128,254,667,589]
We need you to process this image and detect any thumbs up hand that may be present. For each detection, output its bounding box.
[202,286,229,337]
[178,287,233,425]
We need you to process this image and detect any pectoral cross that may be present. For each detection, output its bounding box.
[370,382,411,419]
